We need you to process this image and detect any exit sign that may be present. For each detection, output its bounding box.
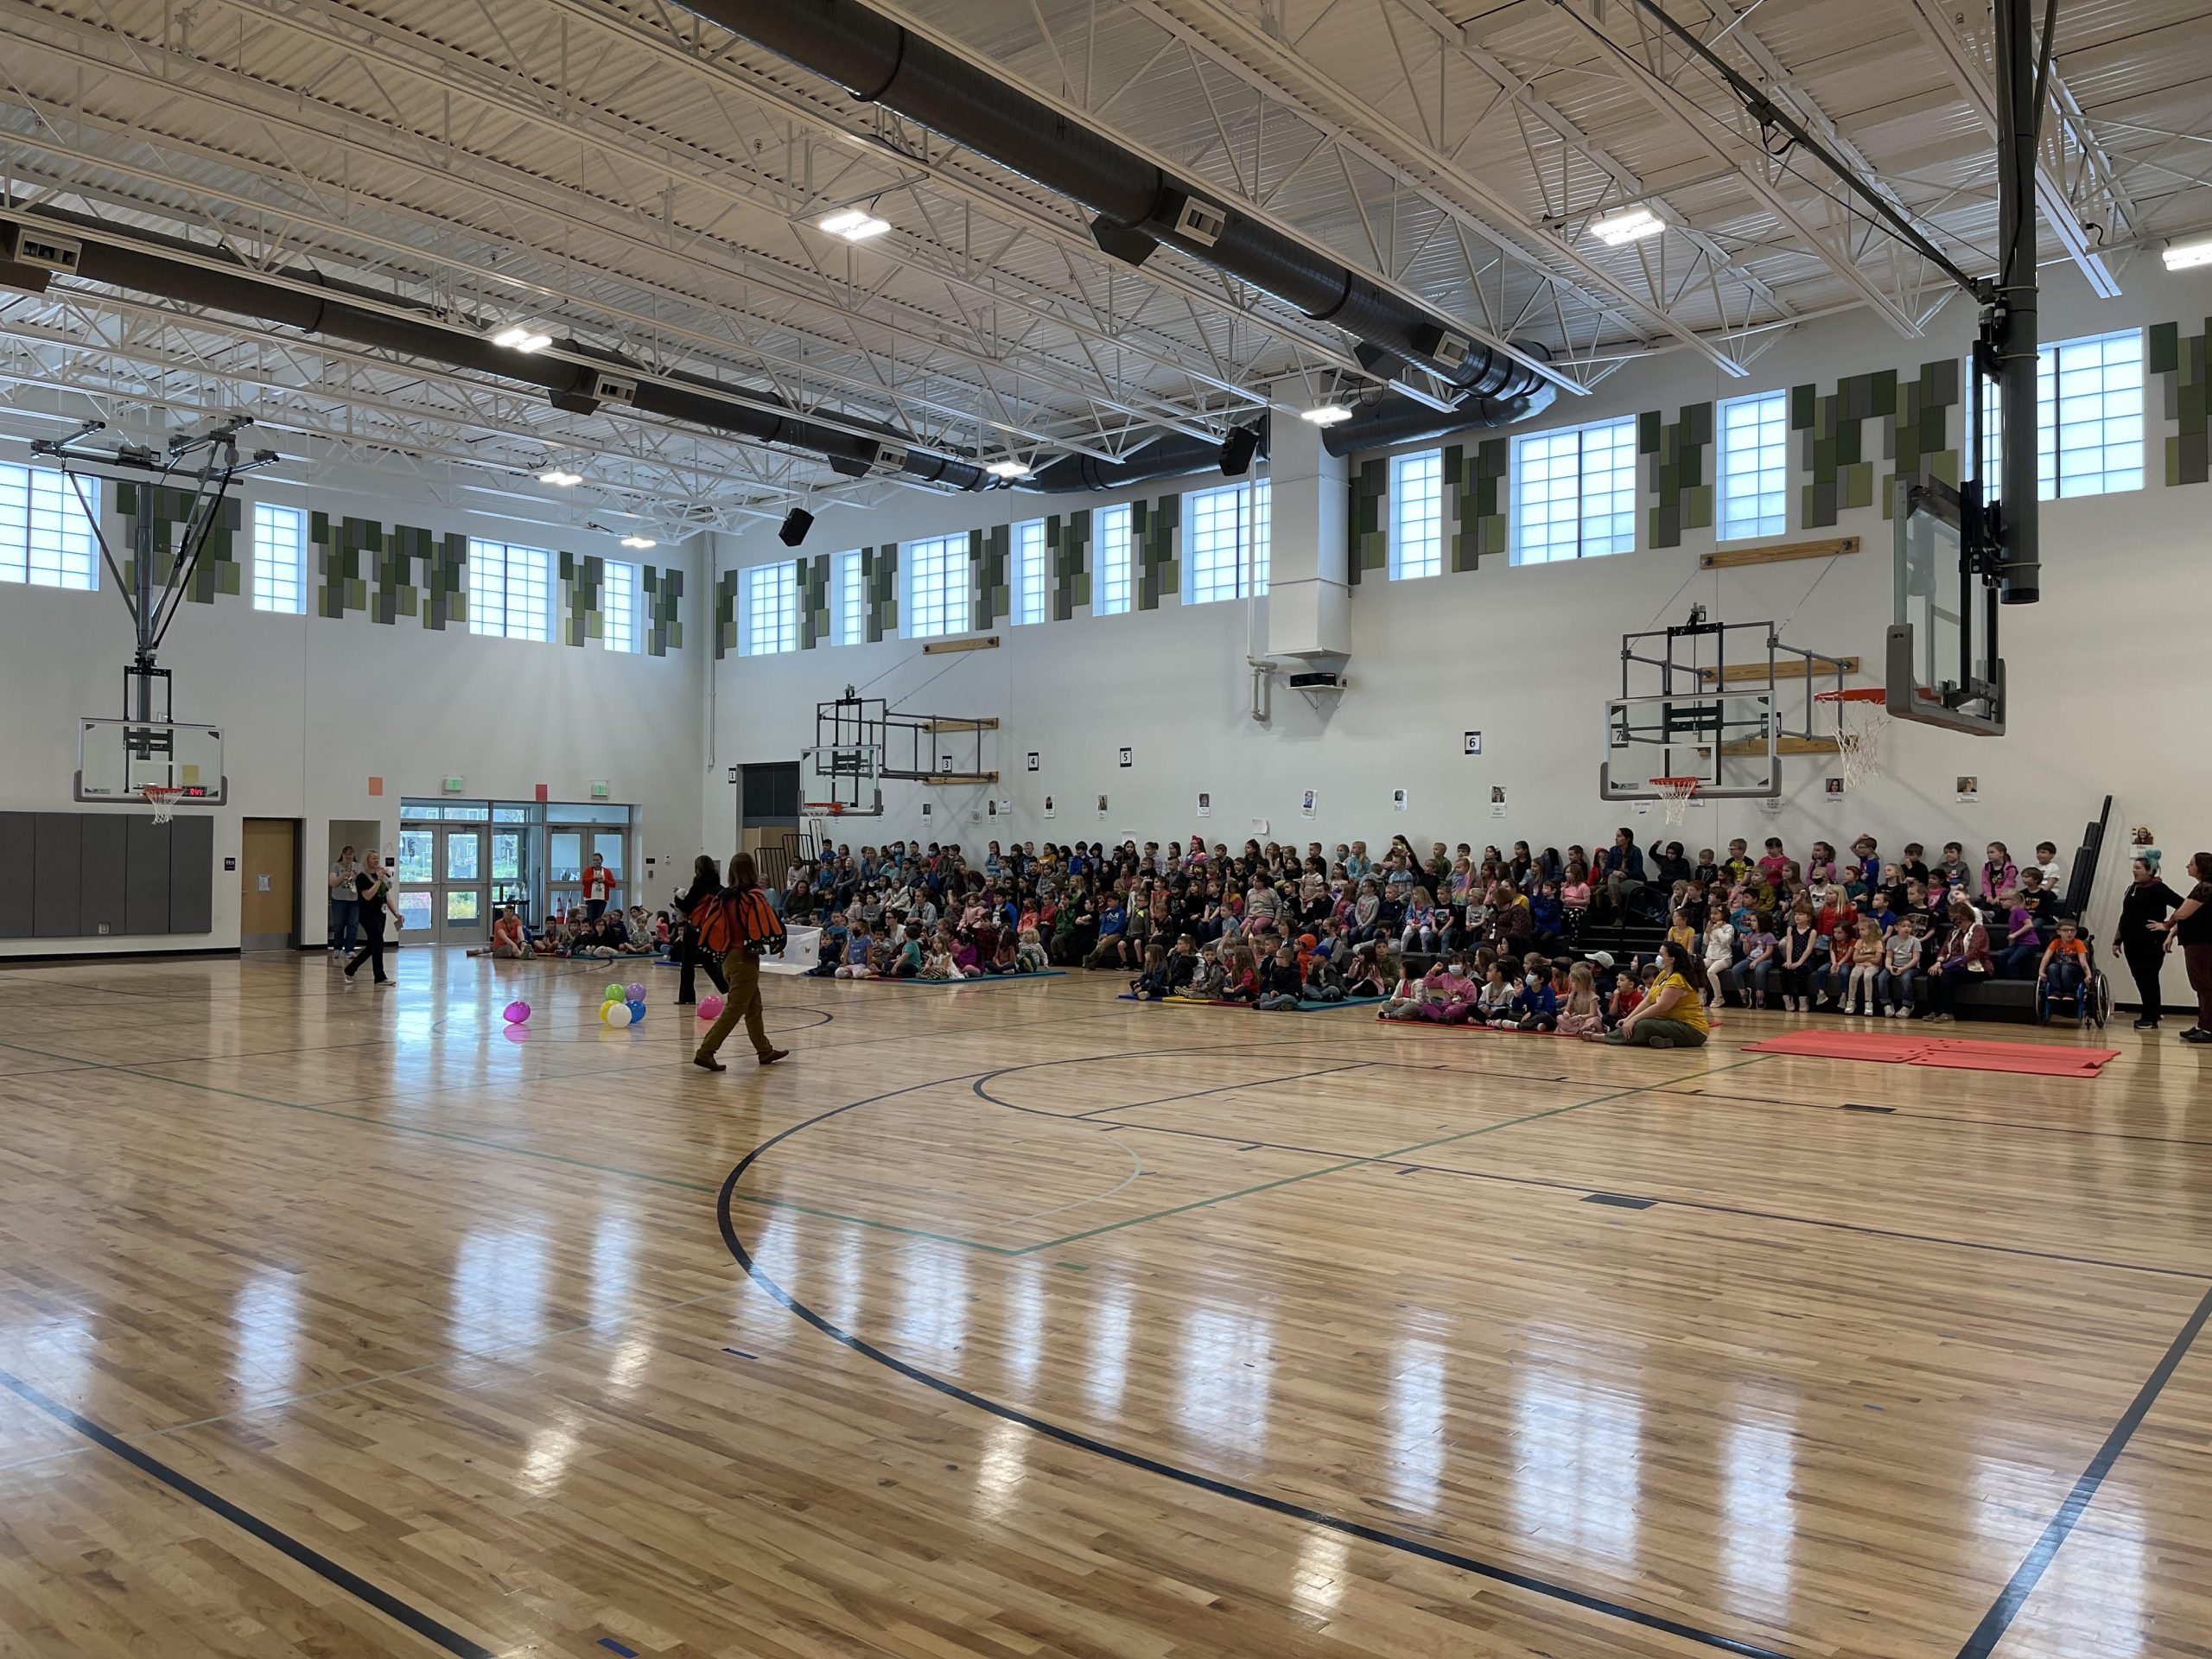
[442,776,465,793]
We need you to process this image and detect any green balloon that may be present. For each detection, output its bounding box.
[605,983,625,1002]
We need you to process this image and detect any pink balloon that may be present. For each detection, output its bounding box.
[502,1001,531,1024]
[697,995,726,1021]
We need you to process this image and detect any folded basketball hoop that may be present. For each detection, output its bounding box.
[1815,688,1888,789]
[141,785,188,825]
[1651,776,1700,829]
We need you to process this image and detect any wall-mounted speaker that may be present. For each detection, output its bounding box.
[1218,423,1261,477]
[779,508,814,548]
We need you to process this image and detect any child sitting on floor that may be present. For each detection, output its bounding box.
[1557,962,1605,1037]
[1131,944,1173,1001]
[1512,964,1559,1031]
[1474,960,1516,1026]
[1014,926,1049,975]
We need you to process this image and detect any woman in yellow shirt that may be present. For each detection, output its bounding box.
[1594,940,1711,1048]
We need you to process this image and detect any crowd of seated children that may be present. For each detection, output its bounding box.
[688,823,2088,1020]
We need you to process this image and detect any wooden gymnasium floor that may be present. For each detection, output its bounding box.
[0,950,2206,1659]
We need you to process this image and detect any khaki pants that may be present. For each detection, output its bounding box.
[696,949,771,1060]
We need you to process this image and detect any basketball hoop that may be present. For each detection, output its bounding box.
[803,801,846,817]
[1815,689,1888,790]
[1650,776,1700,829]
[141,785,188,825]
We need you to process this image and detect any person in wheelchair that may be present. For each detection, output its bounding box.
[2036,918,2095,1021]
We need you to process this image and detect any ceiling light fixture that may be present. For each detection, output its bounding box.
[818,208,892,242]
[2162,233,2212,271]
[620,535,657,550]
[985,459,1032,479]
[493,325,553,353]
[1587,207,1664,247]
[1299,404,1354,426]
[537,468,582,487]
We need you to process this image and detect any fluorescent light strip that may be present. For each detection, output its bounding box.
[537,469,582,487]
[493,325,553,353]
[1588,207,1663,247]
[985,459,1031,479]
[818,209,892,242]
[620,536,657,550]
[2163,234,2212,271]
[1300,404,1354,426]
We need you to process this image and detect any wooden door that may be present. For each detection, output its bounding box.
[240,818,298,950]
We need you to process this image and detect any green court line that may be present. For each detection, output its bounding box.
[1013,1053,1776,1255]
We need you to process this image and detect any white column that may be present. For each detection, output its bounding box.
[1262,415,1350,663]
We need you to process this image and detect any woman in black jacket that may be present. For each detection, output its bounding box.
[2113,853,2182,1030]
[676,855,728,1005]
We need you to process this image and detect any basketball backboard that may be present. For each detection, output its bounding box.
[76,718,227,804]
[1887,475,2005,735]
[1600,690,1781,801]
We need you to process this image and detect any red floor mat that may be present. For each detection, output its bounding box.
[1742,1028,2119,1076]
[1911,1042,2120,1077]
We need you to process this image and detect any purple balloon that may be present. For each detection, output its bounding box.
[502,1001,531,1024]
[624,982,647,1003]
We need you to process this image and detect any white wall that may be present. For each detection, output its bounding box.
[709,256,2212,947]
[1,452,710,956]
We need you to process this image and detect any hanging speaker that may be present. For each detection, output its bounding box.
[1218,423,1261,477]
[779,508,814,548]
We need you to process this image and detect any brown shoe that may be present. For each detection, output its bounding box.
[757,1047,789,1067]
[692,1052,727,1072]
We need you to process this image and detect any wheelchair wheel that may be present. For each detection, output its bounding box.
[2088,971,2109,1029]
[2035,980,2053,1025]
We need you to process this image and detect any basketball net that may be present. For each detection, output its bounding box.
[1652,777,1700,830]
[142,786,187,825]
[1817,690,1889,790]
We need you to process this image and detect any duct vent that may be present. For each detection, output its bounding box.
[1172,195,1229,247]
[587,371,639,408]
[4,226,82,273]
[1420,327,1474,372]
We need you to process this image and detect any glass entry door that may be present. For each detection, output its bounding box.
[395,823,491,944]
[549,828,627,920]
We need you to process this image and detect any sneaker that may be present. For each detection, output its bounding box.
[692,1052,727,1072]
[2182,1028,2212,1046]
[1885,1005,1900,1018]
[757,1047,790,1066]
[2133,1017,2159,1031]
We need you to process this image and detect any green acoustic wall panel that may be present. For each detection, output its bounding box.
[715,569,741,660]
[2152,317,2210,486]
[799,553,831,650]
[115,483,243,604]
[1641,402,1713,549]
[642,564,683,655]
[1347,457,1388,586]
[1046,511,1090,619]
[1133,493,1179,609]
[864,544,899,641]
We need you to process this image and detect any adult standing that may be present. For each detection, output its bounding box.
[581,853,615,923]
[327,845,359,957]
[345,849,401,986]
[2159,852,2212,1045]
[692,853,790,1072]
[676,855,728,1007]
[2113,854,2182,1031]
[1594,939,1708,1048]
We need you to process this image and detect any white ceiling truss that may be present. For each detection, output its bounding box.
[1,0,2206,531]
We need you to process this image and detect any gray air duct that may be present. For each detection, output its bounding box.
[675,0,1554,402]
[1321,384,1557,460]
[3,201,1002,492]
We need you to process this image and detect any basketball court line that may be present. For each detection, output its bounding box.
[714,1103,1796,1659]
[717,1067,2212,1659]
[0,1367,498,1659]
